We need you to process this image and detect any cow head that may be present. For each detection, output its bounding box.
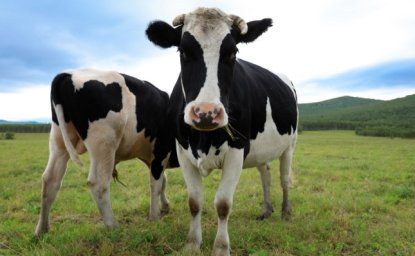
[146,7,272,131]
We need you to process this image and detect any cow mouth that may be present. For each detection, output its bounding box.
[192,118,220,131]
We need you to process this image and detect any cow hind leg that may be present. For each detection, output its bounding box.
[87,145,118,229]
[279,147,294,220]
[35,131,69,236]
[256,163,274,220]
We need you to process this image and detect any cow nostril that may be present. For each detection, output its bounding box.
[194,107,200,114]
[208,111,212,116]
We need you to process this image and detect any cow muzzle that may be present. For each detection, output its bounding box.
[185,102,227,131]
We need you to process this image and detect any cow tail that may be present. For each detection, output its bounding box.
[54,104,84,169]
[51,73,84,170]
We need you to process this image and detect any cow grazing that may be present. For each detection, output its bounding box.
[146,7,298,255]
[35,69,177,236]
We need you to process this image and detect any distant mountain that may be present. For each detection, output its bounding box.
[0,120,43,124]
[299,96,383,117]
[299,94,415,138]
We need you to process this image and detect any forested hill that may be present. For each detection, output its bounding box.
[299,94,415,138]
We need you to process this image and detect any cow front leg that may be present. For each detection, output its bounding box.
[257,163,274,220]
[177,149,203,251]
[149,171,168,220]
[183,168,203,251]
[213,148,244,256]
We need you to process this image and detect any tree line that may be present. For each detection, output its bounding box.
[0,124,51,133]
[1,121,414,139]
[299,121,415,138]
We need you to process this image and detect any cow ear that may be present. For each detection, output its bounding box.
[146,20,182,48]
[235,18,273,44]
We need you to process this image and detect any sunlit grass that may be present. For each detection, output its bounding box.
[0,131,414,255]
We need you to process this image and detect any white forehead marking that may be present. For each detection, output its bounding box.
[181,9,231,104]
[64,68,123,91]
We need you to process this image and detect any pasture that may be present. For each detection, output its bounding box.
[0,131,414,255]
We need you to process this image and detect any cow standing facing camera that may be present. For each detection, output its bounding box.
[147,7,298,255]
[35,69,178,236]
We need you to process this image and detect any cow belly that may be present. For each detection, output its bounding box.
[115,127,153,166]
[243,131,293,168]
[243,97,295,168]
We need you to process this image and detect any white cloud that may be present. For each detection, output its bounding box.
[0,85,50,121]
[2,0,415,120]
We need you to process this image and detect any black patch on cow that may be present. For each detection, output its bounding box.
[235,59,297,136]
[179,32,207,103]
[122,74,169,141]
[51,73,70,125]
[218,34,238,109]
[51,73,122,140]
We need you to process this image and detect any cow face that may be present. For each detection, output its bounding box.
[146,7,272,131]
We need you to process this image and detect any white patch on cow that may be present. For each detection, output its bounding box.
[187,27,226,104]
[84,111,125,150]
[65,68,124,91]
[244,97,297,167]
[177,140,229,177]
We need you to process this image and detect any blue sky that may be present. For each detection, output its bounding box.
[1,0,415,121]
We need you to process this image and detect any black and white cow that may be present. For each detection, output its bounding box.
[146,8,298,255]
[35,69,177,236]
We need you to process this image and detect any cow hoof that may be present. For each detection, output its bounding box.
[182,243,201,255]
[257,209,273,220]
[105,221,119,230]
[212,247,230,256]
[281,207,292,221]
[34,223,49,237]
[161,204,170,216]
[148,214,160,221]
[213,238,230,256]
[256,213,270,220]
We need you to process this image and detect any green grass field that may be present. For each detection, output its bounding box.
[1,131,414,255]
